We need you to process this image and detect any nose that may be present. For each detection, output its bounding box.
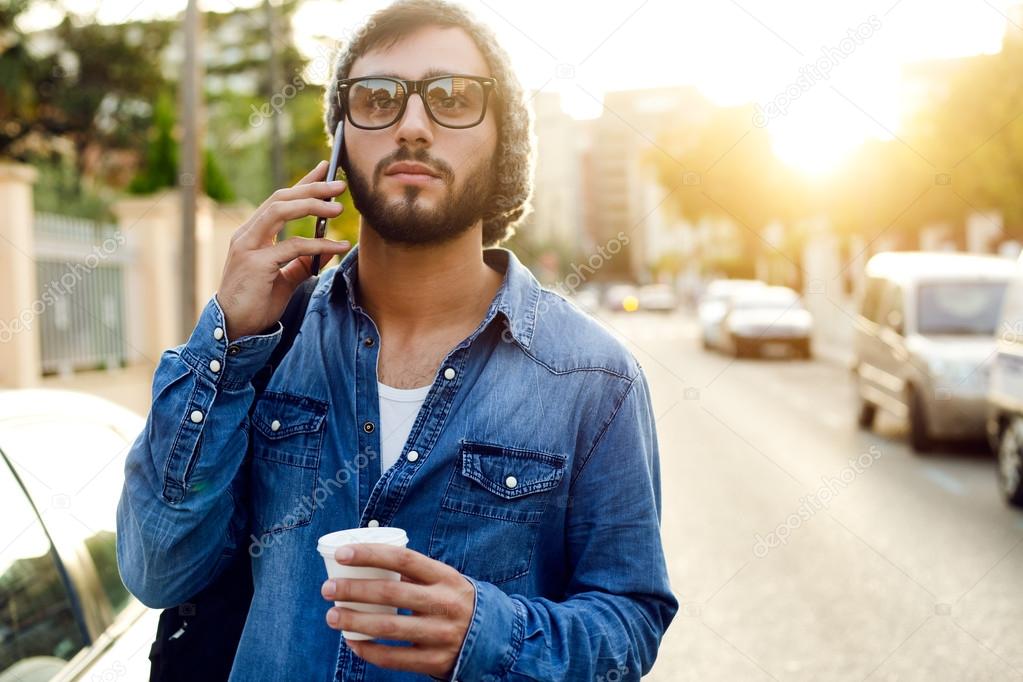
[392,92,434,147]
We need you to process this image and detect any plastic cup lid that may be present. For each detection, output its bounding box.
[317,527,408,556]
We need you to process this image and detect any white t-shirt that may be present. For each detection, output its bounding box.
[377,381,431,473]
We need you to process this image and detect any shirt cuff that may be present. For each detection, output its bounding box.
[449,576,524,681]
[178,294,283,391]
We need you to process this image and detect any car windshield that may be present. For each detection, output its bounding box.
[917,281,1008,335]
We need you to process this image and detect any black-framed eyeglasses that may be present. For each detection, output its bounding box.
[337,74,498,130]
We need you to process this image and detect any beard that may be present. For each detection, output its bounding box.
[342,146,494,246]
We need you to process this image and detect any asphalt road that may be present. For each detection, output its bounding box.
[589,309,1023,682]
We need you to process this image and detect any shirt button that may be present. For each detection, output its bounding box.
[209,359,221,373]
[270,419,281,432]
[406,450,419,462]
[505,475,518,489]
[443,367,456,380]
[363,421,375,433]
[213,327,224,340]
[364,337,374,347]
[227,345,240,356]
[190,410,204,423]
[367,519,380,527]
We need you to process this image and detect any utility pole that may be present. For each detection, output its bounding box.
[180,0,203,338]
[265,0,284,195]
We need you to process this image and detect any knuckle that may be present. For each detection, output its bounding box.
[380,618,400,637]
[396,550,415,573]
[367,580,389,603]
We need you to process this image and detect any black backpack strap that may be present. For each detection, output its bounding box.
[148,276,319,682]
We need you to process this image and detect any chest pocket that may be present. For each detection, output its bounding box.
[249,391,329,538]
[429,440,567,584]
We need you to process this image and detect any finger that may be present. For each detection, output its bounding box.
[277,241,350,285]
[344,639,454,676]
[268,236,351,269]
[236,162,338,244]
[295,159,329,186]
[321,577,434,613]
[240,198,344,249]
[333,544,452,585]
[265,179,348,205]
[326,608,455,647]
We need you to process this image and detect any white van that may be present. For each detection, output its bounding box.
[854,252,1015,452]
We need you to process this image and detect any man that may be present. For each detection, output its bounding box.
[116,0,677,680]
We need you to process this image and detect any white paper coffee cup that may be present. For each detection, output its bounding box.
[317,527,409,641]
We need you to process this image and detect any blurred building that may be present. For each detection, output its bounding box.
[586,86,713,281]
[519,92,589,267]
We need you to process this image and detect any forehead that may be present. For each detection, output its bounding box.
[349,25,492,80]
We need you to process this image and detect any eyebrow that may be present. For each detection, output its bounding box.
[364,68,478,80]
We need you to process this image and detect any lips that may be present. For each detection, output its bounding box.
[385,162,440,178]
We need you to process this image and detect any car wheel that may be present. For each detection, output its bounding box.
[907,385,934,453]
[857,400,876,430]
[997,418,1023,507]
[797,339,812,359]
[733,337,750,358]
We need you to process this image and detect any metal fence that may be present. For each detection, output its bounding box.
[33,213,131,376]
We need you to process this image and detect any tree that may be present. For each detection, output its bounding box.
[651,104,804,276]
[129,89,234,202]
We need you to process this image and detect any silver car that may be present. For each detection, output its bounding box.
[854,252,1016,452]
[638,284,679,313]
[720,286,814,359]
[698,279,765,350]
[0,389,158,682]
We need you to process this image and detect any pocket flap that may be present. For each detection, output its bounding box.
[459,440,567,499]
[251,391,328,439]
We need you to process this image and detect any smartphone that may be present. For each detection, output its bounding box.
[311,120,345,276]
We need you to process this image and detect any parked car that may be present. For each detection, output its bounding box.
[986,254,1023,507]
[697,279,765,350]
[719,286,813,359]
[0,389,159,682]
[604,283,640,312]
[638,284,679,312]
[571,284,602,313]
[854,251,1015,452]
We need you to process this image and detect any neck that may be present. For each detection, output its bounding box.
[354,221,504,339]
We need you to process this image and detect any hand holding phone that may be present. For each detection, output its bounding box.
[311,121,346,276]
[215,159,349,340]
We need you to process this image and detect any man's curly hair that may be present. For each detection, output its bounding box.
[323,0,535,247]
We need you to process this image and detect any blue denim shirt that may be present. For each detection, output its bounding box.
[117,243,677,681]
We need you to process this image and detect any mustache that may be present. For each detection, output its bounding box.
[373,148,453,184]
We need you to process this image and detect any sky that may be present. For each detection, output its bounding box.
[18,0,1021,172]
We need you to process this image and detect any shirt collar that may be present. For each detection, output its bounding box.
[323,241,540,350]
